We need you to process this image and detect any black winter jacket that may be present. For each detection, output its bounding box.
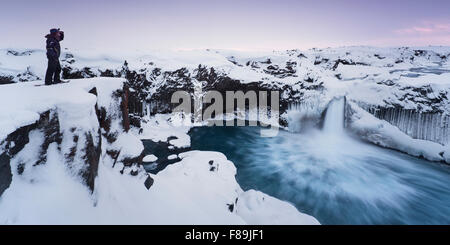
[45,35,61,59]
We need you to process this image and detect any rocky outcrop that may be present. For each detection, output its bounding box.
[0,111,60,195]
[0,75,14,85]
[119,86,131,132]
[0,108,99,193]
[0,82,151,197]
[0,153,11,196]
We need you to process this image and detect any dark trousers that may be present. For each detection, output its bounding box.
[45,58,61,85]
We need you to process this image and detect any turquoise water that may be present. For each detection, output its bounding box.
[188,126,450,224]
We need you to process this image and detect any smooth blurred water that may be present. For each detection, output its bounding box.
[323,97,345,135]
[189,126,450,224]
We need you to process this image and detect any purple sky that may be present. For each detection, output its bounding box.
[1,0,449,51]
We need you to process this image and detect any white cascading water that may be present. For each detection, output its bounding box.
[323,97,345,135]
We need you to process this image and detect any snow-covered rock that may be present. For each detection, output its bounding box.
[167,154,178,160]
[143,154,158,162]
[0,78,151,221]
[153,150,319,225]
[0,78,143,192]
[236,190,319,225]
[347,101,449,163]
[137,113,192,148]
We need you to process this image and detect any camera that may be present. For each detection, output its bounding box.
[57,30,64,41]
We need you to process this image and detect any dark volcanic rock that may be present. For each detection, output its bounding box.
[0,153,12,196]
[34,111,62,166]
[82,131,102,192]
[144,175,154,189]
[116,86,131,132]
[0,75,15,85]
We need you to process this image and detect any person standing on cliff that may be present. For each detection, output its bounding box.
[45,28,64,85]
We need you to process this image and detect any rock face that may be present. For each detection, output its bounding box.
[0,109,99,195]
[0,111,61,196]
[0,151,12,196]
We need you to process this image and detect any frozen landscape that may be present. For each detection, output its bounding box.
[0,46,450,224]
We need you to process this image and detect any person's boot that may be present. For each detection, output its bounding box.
[54,79,68,84]
[45,73,53,85]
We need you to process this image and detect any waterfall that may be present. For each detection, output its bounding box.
[145,101,158,117]
[323,97,345,135]
[147,103,150,118]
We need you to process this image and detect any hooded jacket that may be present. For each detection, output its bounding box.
[45,34,62,59]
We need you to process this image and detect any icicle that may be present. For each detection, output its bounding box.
[365,106,449,145]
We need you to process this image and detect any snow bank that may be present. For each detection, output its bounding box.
[347,102,449,163]
[236,190,320,225]
[0,150,319,224]
[0,49,46,81]
[152,151,319,225]
[167,154,178,160]
[0,143,99,224]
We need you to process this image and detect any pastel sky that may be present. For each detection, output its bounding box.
[1,0,449,51]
